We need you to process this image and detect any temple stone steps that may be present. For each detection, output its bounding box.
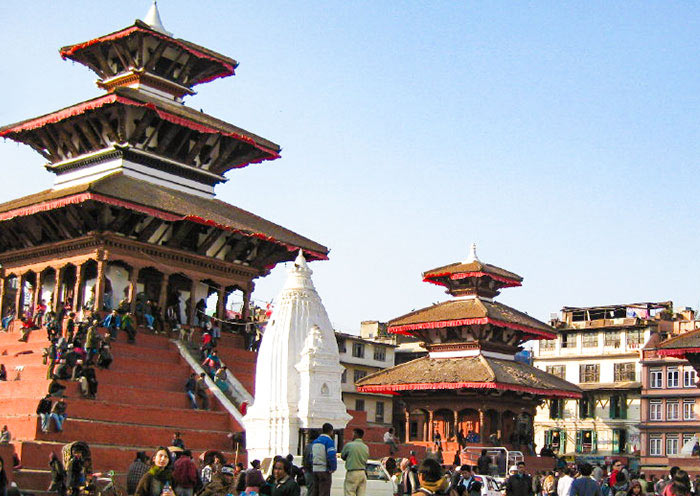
[0,324,246,493]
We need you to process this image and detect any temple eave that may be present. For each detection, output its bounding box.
[357,382,582,399]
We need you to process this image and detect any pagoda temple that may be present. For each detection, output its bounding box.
[356,245,580,457]
[0,4,328,326]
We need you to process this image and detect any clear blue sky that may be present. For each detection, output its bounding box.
[0,1,698,331]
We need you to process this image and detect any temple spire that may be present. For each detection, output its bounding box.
[466,242,480,263]
[143,1,172,37]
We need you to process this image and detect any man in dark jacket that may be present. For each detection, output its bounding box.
[126,452,149,496]
[185,374,198,409]
[506,462,533,496]
[37,394,53,433]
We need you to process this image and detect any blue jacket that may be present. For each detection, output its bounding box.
[310,434,337,472]
[102,314,121,328]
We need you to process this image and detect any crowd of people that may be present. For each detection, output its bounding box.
[531,464,698,496]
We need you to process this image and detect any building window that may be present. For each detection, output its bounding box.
[683,433,695,446]
[337,338,346,353]
[667,401,680,420]
[341,369,347,383]
[561,332,575,349]
[579,395,594,419]
[355,399,365,411]
[582,332,598,348]
[353,369,367,383]
[352,342,365,358]
[610,395,627,419]
[576,430,596,453]
[373,347,386,361]
[684,400,695,420]
[612,429,627,454]
[604,331,621,348]
[666,435,679,456]
[668,367,680,388]
[684,369,697,388]
[650,369,663,388]
[627,329,643,348]
[550,399,564,419]
[580,364,600,383]
[375,401,385,423]
[614,363,636,382]
[649,436,662,456]
[540,339,556,351]
[650,400,662,421]
[545,430,564,453]
[546,365,566,379]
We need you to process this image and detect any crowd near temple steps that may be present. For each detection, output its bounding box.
[0,4,698,496]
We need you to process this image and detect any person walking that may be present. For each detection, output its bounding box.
[570,464,601,496]
[341,428,369,496]
[311,423,337,496]
[195,373,209,410]
[557,468,574,496]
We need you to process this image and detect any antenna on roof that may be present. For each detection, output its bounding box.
[143,1,173,37]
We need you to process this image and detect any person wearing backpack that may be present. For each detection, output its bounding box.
[413,458,455,496]
[310,423,337,496]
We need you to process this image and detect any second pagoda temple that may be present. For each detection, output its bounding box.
[0,5,328,327]
[357,245,580,457]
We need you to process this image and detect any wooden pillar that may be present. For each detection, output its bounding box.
[478,409,486,438]
[53,267,63,312]
[496,410,503,439]
[33,272,43,312]
[453,410,459,440]
[0,273,5,319]
[187,279,197,326]
[158,272,169,318]
[73,263,84,311]
[94,259,106,312]
[128,267,139,314]
[15,273,25,317]
[404,408,411,443]
[217,287,226,320]
[241,289,251,321]
[428,410,434,442]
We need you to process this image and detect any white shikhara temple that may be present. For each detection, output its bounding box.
[243,251,350,461]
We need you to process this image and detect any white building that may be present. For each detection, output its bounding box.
[336,328,396,426]
[533,302,671,467]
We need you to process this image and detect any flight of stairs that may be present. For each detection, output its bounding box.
[0,323,256,493]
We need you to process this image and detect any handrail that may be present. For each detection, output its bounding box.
[171,340,253,424]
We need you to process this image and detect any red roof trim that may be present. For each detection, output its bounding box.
[0,95,280,165]
[0,193,328,261]
[59,25,235,84]
[357,381,580,398]
[389,317,555,339]
[423,271,521,288]
[656,348,700,358]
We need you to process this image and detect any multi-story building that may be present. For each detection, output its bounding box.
[533,302,672,468]
[336,331,396,426]
[639,311,700,474]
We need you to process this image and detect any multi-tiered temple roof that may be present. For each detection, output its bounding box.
[0,4,327,271]
[357,245,580,398]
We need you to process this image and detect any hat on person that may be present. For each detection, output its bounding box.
[509,466,518,473]
[221,465,235,476]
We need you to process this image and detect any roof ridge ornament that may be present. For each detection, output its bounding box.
[143,1,173,37]
[466,242,480,263]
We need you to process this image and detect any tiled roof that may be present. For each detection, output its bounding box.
[355,355,581,398]
[0,172,328,259]
[423,260,522,284]
[388,298,554,339]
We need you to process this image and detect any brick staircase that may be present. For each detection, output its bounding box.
[0,323,255,493]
